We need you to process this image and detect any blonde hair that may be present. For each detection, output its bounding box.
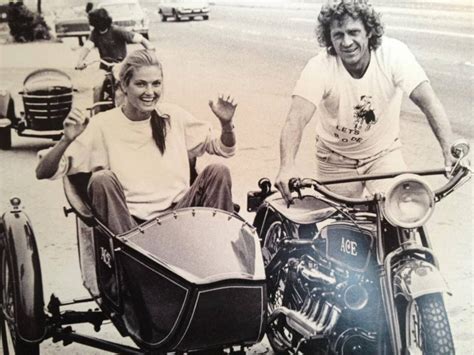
[119,49,170,154]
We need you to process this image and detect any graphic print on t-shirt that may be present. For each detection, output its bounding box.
[353,95,377,131]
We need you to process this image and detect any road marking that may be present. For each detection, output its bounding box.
[387,25,474,39]
[289,17,473,39]
[289,17,315,23]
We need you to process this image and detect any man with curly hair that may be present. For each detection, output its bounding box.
[275,0,454,200]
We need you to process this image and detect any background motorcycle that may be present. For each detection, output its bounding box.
[76,57,122,115]
[247,140,471,354]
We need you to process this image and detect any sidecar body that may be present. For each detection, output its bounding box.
[79,209,266,351]
[0,68,73,150]
[66,173,266,352]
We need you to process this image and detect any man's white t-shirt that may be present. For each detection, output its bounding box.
[41,104,235,220]
[293,37,428,159]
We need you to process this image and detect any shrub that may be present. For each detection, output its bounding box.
[7,2,50,42]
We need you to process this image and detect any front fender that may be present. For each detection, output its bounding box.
[393,259,448,300]
[1,206,46,342]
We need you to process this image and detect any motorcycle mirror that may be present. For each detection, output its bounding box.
[451,139,470,159]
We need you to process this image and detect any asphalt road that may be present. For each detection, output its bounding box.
[0,3,473,354]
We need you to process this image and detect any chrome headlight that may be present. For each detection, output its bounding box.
[382,174,435,228]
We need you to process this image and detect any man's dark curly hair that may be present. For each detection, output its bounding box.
[88,8,112,32]
[316,0,384,55]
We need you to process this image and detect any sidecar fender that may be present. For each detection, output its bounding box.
[0,207,46,342]
[393,259,448,300]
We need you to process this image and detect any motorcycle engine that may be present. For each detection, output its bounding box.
[271,224,381,353]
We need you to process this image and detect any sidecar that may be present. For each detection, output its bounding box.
[0,174,266,353]
[0,68,73,150]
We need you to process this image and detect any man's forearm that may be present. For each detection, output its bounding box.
[423,101,452,158]
[410,82,453,160]
[280,118,305,169]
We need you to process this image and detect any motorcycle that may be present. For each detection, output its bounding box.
[77,57,122,115]
[247,140,471,354]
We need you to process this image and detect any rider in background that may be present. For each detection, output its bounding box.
[36,49,237,235]
[275,0,454,201]
[75,8,154,105]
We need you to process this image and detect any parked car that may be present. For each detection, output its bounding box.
[158,0,210,22]
[54,0,149,46]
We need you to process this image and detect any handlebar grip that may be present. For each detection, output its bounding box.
[450,139,470,159]
[288,177,301,192]
[434,165,470,200]
[258,178,272,194]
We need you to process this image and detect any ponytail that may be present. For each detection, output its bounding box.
[150,110,170,154]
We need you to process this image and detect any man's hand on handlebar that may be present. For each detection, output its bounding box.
[274,167,297,206]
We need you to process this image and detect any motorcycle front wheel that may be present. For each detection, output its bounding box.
[260,213,288,264]
[261,215,323,354]
[404,293,454,355]
[260,214,294,353]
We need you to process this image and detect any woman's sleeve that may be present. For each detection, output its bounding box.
[36,121,109,180]
[180,107,236,159]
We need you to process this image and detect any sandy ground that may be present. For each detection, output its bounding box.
[0,32,473,354]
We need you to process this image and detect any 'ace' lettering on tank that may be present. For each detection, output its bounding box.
[341,237,358,256]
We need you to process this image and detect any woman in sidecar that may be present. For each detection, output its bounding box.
[31,49,266,353]
[36,48,238,233]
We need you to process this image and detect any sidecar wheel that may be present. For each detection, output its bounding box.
[0,249,40,354]
[404,293,454,355]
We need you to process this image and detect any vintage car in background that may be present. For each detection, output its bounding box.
[0,68,74,150]
[158,0,210,22]
[54,0,149,46]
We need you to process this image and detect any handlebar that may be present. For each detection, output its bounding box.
[75,58,121,71]
[288,140,471,205]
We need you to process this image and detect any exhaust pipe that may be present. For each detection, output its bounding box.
[269,301,341,339]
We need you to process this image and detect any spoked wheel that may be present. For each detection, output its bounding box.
[260,215,296,353]
[404,293,454,355]
[266,265,297,354]
[260,214,288,265]
[0,249,40,354]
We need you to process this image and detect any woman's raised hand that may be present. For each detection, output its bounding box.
[63,108,89,142]
[209,94,238,126]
